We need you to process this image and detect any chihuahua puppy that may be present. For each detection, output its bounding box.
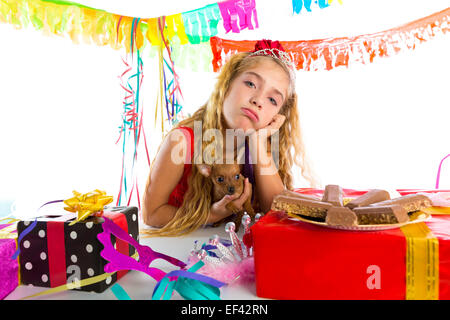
[197,162,255,232]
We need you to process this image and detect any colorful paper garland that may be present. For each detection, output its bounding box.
[0,0,259,53]
[292,0,343,14]
[210,7,450,72]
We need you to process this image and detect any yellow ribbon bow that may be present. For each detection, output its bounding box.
[63,190,113,226]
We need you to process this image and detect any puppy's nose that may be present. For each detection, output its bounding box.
[227,186,235,194]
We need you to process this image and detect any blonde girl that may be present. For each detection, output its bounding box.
[141,40,316,237]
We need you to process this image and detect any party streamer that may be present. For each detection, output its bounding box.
[0,0,240,50]
[436,154,450,189]
[98,217,225,300]
[110,283,132,300]
[115,18,149,208]
[210,7,450,71]
[218,0,259,33]
[292,0,341,14]
[182,3,222,44]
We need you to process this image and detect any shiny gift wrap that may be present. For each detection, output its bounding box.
[251,189,450,300]
[0,238,18,299]
[16,206,139,293]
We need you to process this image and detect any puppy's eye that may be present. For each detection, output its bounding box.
[234,174,240,180]
[217,176,224,183]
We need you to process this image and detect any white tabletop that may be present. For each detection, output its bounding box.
[5,221,265,300]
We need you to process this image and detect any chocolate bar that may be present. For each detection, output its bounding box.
[271,195,332,218]
[280,189,321,201]
[325,206,358,226]
[345,189,391,209]
[368,194,432,213]
[322,185,344,206]
[353,205,409,225]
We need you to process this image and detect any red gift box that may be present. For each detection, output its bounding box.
[251,188,450,300]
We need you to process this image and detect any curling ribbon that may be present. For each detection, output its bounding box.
[115,24,149,208]
[11,219,37,260]
[63,189,113,225]
[435,154,450,189]
[19,252,138,300]
[98,217,225,300]
[98,217,187,281]
[400,222,439,300]
[110,283,132,300]
[0,224,17,239]
[152,261,225,300]
[0,217,19,240]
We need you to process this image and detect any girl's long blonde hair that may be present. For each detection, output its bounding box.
[141,52,317,237]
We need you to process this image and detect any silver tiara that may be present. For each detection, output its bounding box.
[248,48,296,81]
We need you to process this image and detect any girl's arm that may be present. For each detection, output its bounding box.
[249,114,287,213]
[249,133,285,213]
[141,130,188,227]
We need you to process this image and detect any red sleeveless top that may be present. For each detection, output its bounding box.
[166,125,256,208]
[167,126,195,208]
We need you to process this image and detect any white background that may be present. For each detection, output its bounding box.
[0,0,449,219]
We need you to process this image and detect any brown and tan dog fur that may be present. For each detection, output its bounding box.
[197,162,255,231]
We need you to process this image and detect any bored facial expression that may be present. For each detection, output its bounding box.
[222,58,290,132]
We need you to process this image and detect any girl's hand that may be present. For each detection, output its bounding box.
[248,114,286,140]
[263,114,286,135]
[209,178,252,222]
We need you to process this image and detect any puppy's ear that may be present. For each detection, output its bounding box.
[197,164,212,177]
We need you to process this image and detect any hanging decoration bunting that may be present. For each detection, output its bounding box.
[182,3,222,44]
[210,7,450,72]
[0,0,260,128]
[0,0,257,49]
[218,0,259,33]
[292,0,343,14]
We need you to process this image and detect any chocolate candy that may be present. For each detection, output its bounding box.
[353,205,409,225]
[369,194,432,213]
[280,189,321,201]
[345,189,391,209]
[271,195,332,218]
[322,185,344,206]
[325,206,358,226]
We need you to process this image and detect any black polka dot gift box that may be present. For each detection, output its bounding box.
[16,206,139,293]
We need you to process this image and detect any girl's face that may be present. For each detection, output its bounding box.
[222,58,290,132]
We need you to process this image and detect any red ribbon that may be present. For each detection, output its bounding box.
[46,211,130,287]
[47,221,67,288]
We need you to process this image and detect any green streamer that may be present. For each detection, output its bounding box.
[39,0,105,12]
[110,283,132,300]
